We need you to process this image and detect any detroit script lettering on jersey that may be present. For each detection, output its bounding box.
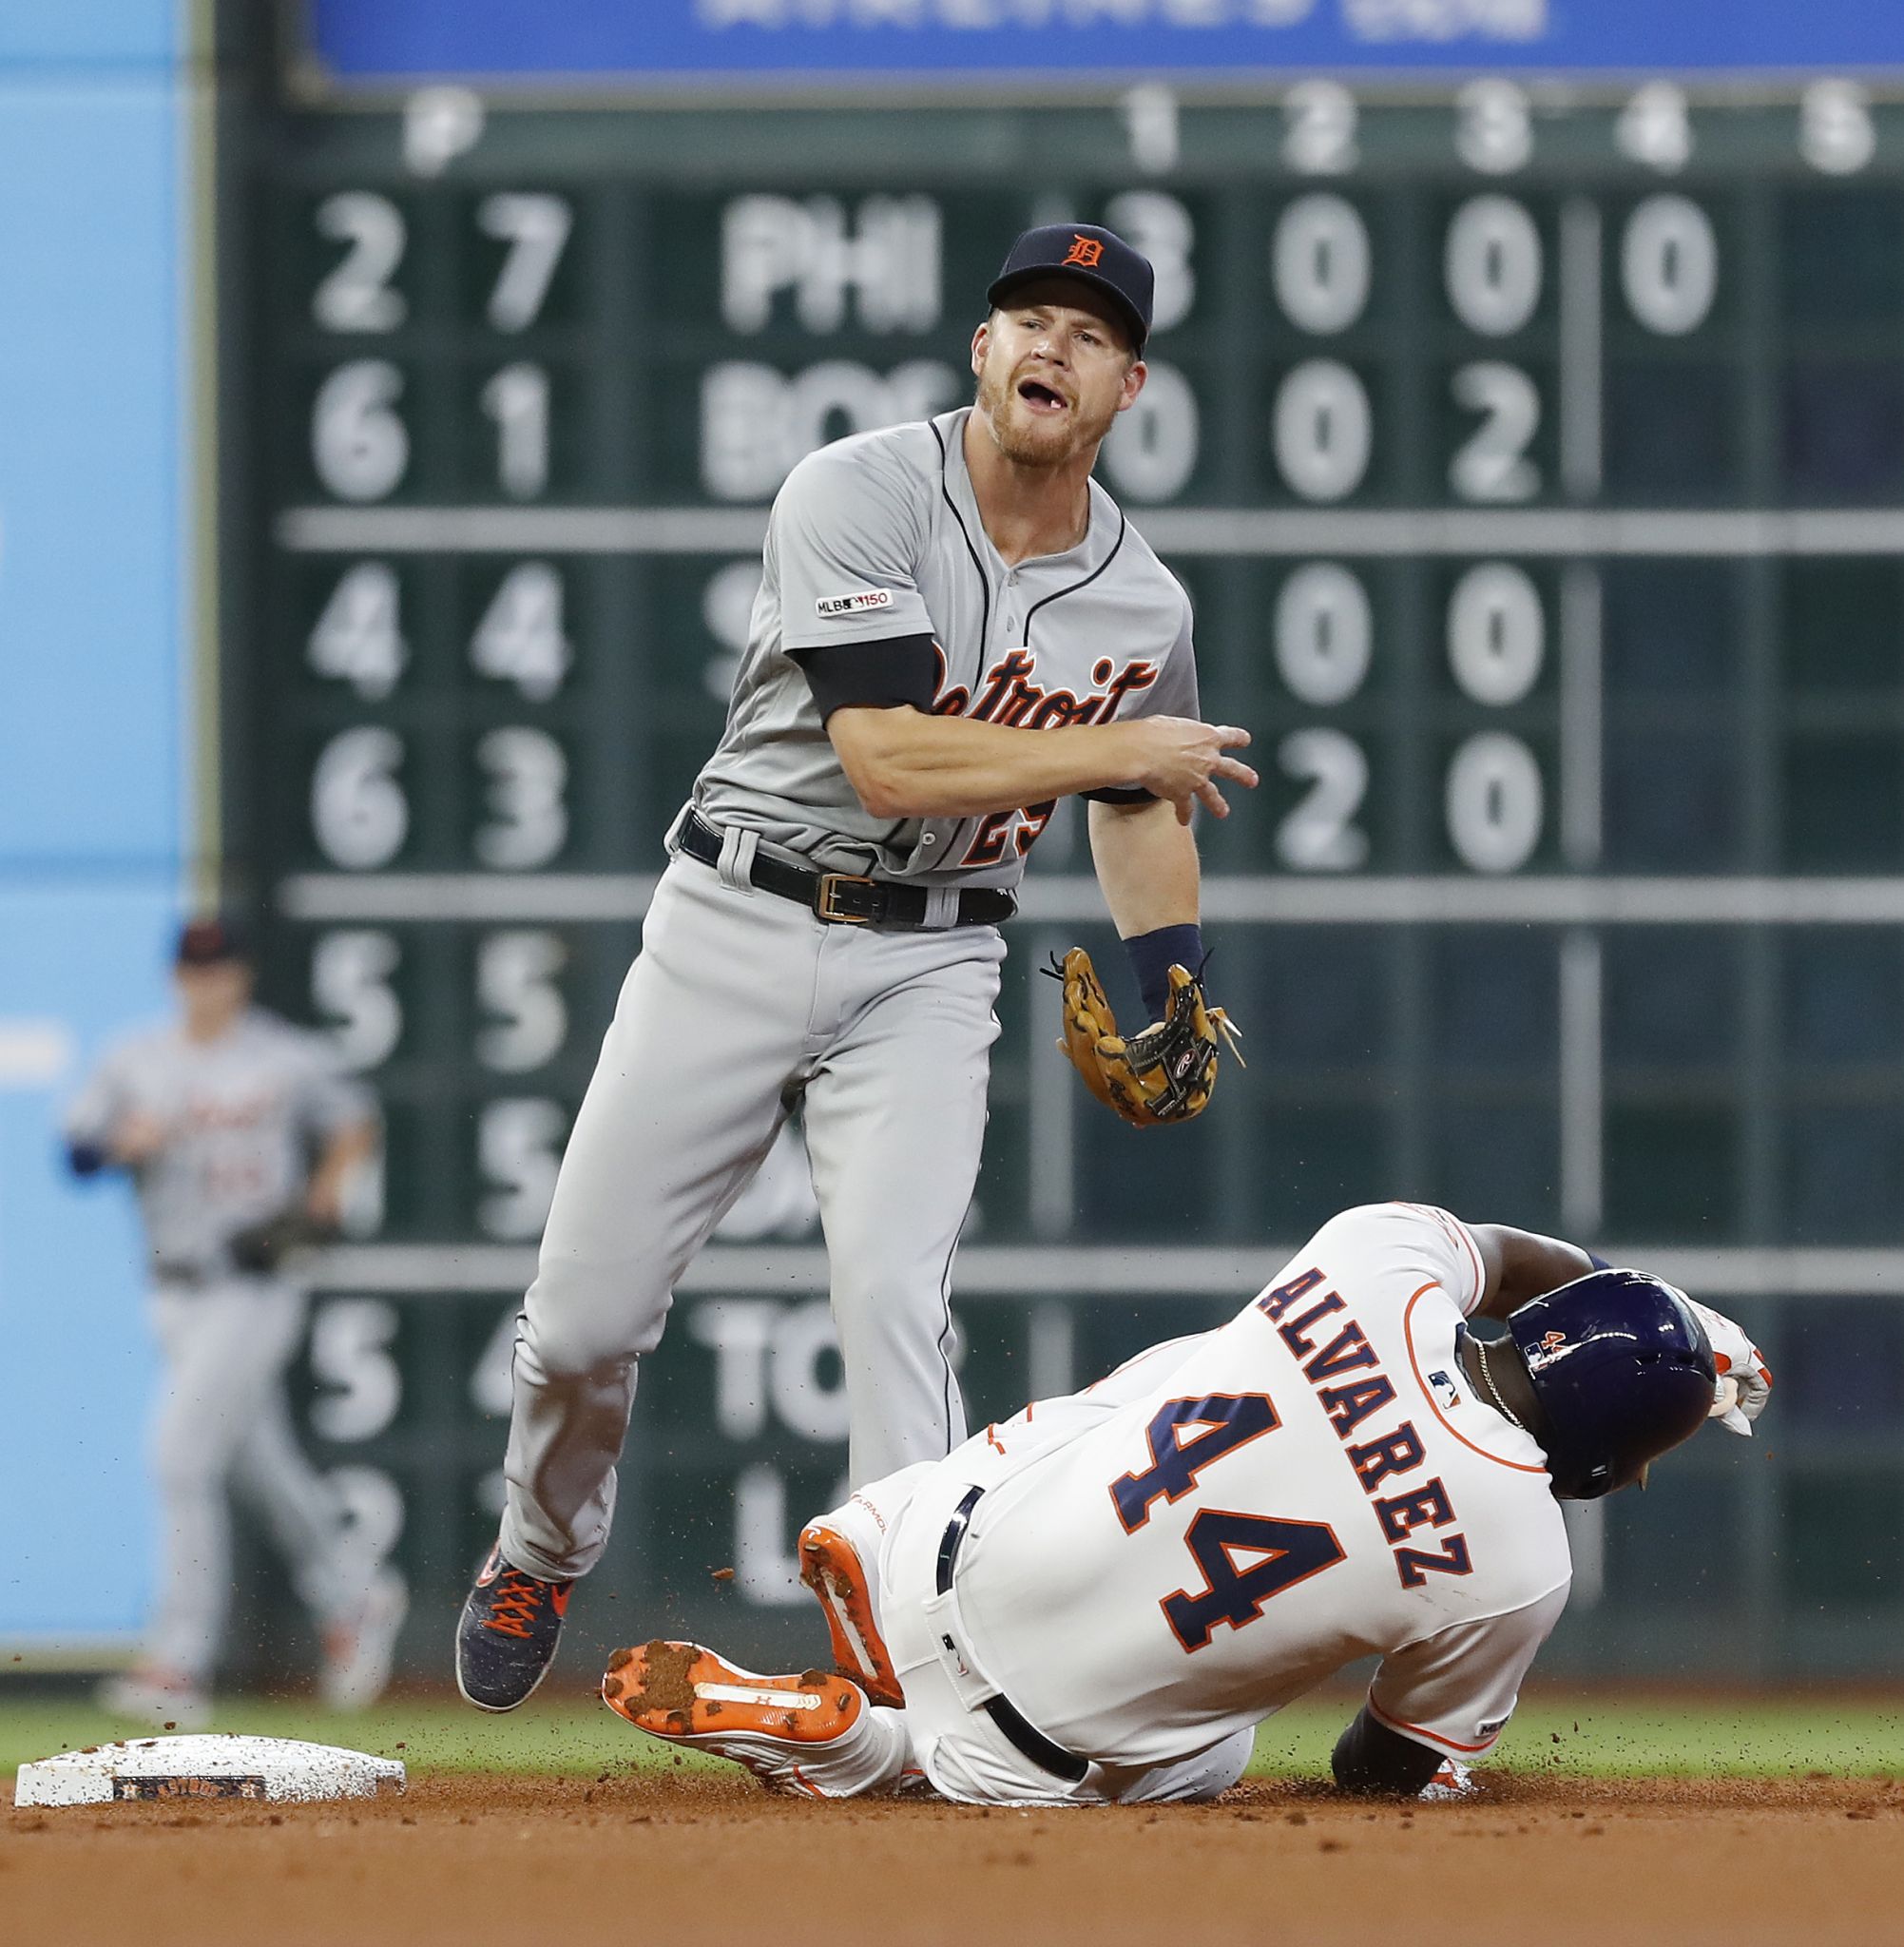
[932,644,1159,866]
[930,643,1159,728]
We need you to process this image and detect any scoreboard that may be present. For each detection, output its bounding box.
[226,76,1904,1678]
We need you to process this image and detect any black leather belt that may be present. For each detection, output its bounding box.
[153,1262,267,1288]
[679,810,1015,932]
[935,1485,1089,1785]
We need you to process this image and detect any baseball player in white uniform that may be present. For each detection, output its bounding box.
[457,224,1259,1707]
[602,1202,1773,1802]
[65,916,404,1726]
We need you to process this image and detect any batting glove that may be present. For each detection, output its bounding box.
[1683,1296,1773,1436]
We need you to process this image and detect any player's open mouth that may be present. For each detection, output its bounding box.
[1017,378,1068,414]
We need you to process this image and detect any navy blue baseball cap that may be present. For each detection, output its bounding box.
[176,916,251,966]
[987,223,1154,353]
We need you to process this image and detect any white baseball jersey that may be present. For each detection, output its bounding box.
[693,405,1199,888]
[947,1204,1572,1769]
[63,1007,373,1275]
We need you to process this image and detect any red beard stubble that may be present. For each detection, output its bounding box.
[973,351,1123,470]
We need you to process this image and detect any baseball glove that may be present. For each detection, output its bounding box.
[1049,945,1243,1128]
[226,1205,337,1274]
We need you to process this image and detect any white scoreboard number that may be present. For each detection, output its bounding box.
[1260,173,1729,877]
[308,922,575,1240]
[1268,189,1724,504]
[265,83,1901,1646]
[305,1291,406,1599]
[309,189,574,502]
[293,156,1747,952]
[1274,559,1549,877]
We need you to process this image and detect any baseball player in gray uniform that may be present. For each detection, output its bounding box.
[456,224,1259,1708]
[65,917,404,1726]
[603,1203,1773,1803]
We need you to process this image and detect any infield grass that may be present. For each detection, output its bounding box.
[5,1688,1904,1784]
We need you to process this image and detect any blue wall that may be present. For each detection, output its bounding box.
[0,0,189,1645]
[0,0,177,67]
[303,0,1904,82]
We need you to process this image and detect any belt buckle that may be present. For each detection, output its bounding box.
[815,872,877,924]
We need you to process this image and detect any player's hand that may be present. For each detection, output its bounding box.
[1683,1295,1773,1436]
[109,1110,170,1166]
[1126,718,1258,824]
[304,1180,346,1230]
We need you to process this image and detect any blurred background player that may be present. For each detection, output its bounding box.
[604,1201,1772,1804]
[62,916,403,1726]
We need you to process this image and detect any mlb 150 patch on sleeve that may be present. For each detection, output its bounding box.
[817,589,894,618]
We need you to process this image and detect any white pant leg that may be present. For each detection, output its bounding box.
[784,1703,916,1798]
[871,1464,1256,1807]
[873,1466,1078,1805]
[802,926,1005,1484]
[231,1378,364,1626]
[1096,1728,1257,1803]
[144,1280,310,1683]
[887,1623,1253,1806]
[502,861,823,1578]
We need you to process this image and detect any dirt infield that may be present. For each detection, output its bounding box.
[7,1768,1904,1947]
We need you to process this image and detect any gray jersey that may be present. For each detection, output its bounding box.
[63,1007,374,1275]
[693,406,1200,890]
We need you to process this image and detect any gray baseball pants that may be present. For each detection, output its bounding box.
[144,1277,367,1682]
[500,847,1007,1581]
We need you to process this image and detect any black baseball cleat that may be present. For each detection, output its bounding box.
[454,1540,575,1711]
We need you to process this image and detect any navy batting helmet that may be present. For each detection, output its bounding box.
[1504,1270,1716,1499]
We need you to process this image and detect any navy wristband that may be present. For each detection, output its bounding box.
[66,1141,108,1179]
[1125,923,1203,1022]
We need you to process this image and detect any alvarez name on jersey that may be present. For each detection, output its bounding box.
[946,1203,1573,1770]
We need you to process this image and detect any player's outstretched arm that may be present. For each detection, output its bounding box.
[1466,1223,1599,1321]
[1087,794,1199,935]
[826,704,1255,823]
[306,1115,379,1228]
[64,1109,169,1176]
[1044,797,1245,1128]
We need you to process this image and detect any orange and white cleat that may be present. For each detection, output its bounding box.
[1418,1758,1477,1802]
[798,1509,903,1706]
[602,1640,875,1797]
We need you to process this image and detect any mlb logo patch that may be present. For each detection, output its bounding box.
[1527,1329,1569,1373]
[1428,1368,1463,1411]
[816,588,894,618]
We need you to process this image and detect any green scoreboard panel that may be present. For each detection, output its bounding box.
[228,81,1904,1679]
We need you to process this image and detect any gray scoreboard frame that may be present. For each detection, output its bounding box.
[211,20,1904,1685]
